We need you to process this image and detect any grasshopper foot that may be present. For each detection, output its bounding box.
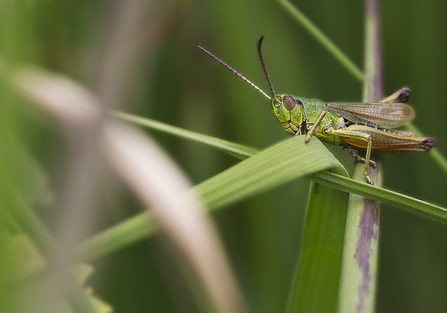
[364,174,374,185]
[347,146,377,167]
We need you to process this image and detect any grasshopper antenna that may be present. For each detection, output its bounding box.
[197,45,272,101]
[257,36,275,99]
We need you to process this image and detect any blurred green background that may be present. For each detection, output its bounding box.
[1,0,447,312]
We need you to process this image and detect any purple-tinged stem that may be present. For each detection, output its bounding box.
[338,0,383,312]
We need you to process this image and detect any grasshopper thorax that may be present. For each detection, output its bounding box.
[272,94,306,135]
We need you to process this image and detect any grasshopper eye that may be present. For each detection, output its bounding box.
[283,95,296,111]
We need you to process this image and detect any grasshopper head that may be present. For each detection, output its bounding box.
[272,94,305,135]
[199,37,306,134]
[257,38,304,134]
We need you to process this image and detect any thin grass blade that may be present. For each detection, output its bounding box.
[312,172,447,224]
[285,182,349,313]
[112,111,257,159]
[277,0,363,82]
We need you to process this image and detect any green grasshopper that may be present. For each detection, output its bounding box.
[198,37,435,185]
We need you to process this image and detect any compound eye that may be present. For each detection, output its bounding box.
[283,95,296,111]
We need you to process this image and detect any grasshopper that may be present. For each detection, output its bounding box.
[198,37,435,185]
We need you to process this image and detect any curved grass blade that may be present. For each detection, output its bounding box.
[285,182,349,313]
[111,111,257,159]
[194,136,348,209]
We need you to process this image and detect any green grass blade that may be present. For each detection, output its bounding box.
[111,110,257,159]
[277,0,364,82]
[285,183,349,313]
[311,172,447,224]
[194,136,348,209]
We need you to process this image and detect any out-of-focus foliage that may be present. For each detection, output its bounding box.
[1,0,447,312]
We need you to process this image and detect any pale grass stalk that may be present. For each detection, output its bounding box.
[338,0,383,312]
[12,67,245,313]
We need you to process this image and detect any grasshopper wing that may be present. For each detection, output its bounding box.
[325,102,415,128]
